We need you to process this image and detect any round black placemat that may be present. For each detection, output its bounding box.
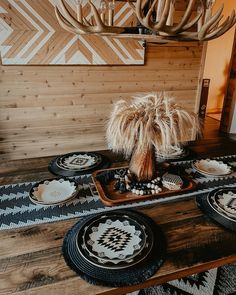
[196,187,236,232]
[62,210,166,287]
[48,152,110,177]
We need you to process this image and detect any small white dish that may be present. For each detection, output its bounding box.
[155,146,188,160]
[29,178,78,205]
[193,159,232,176]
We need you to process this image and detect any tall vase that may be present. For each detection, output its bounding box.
[129,145,156,182]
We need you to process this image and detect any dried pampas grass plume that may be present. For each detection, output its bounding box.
[106,93,201,181]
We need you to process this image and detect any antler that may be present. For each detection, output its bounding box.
[55,0,125,35]
[200,6,236,40]
[128,0,199,32]
[129,0,236,41]
[55,0,236,43]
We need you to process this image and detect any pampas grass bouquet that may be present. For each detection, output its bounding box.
[106,93,201,182]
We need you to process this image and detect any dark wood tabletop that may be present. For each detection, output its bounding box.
[1,137,236,295]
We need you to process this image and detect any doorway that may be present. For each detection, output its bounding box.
[203,2,236,132]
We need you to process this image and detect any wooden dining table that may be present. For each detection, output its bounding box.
[1,137,236,295]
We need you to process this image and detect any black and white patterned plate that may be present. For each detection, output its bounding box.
[62,210,166,287]
[210,188,236,220]
[77,214,152,269]
[196,187,236,232]
[56,152,102,171]
[48,152,110,177]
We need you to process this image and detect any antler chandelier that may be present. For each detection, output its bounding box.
[55,0,236,42]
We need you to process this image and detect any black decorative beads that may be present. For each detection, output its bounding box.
[113,170,162,196]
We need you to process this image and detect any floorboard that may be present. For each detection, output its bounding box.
[202,116,224,139]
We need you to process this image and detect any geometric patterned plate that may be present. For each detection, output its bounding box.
[83,214,147,260]
[196,187,236,232]
[48,152,110,177]
[211,188,236,220]
[56,152,102,171]
[62,209,166,287]
[77,214,153,269]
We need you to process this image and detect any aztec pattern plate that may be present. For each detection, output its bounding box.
[29,178,78,206]
[56,152,102,171]
[196,187,236,232]
[77,214,153,269]
[62,210,166,287]
[193,159,232,177]
[210,189,236,220]
[48,152,110,177]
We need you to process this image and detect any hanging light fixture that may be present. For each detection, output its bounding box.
[55,0,236,43]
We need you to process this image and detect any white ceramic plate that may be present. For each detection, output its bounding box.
[193,159,232,176]
[29,178,78,205]
[155,146,188,160]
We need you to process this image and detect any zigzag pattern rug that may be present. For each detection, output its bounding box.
[128,263,236,295]
[0,154,236,230]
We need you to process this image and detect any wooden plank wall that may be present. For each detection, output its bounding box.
[0,42,204,161]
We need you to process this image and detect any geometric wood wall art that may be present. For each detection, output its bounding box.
[0,0,145,65]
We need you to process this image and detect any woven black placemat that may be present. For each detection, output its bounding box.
[48,152,110,177]
[196,187,236,232]
[62,209,166,287]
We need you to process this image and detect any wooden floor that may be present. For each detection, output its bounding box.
[202,116,224,139]
[207,113,222,121]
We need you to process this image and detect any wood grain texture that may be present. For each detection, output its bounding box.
[0,0,144,65]
[0,138,236,295]
[0,42,204,161]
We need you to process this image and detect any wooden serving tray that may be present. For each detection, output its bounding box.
[92,166,197,207]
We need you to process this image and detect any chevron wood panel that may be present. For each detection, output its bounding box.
[0,0,144,65]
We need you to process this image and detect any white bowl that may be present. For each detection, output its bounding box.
[29,178,78,205]
[193,159,232,176]
[155,146,187,160]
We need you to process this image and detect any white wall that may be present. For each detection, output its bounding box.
[203,0,236,113]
